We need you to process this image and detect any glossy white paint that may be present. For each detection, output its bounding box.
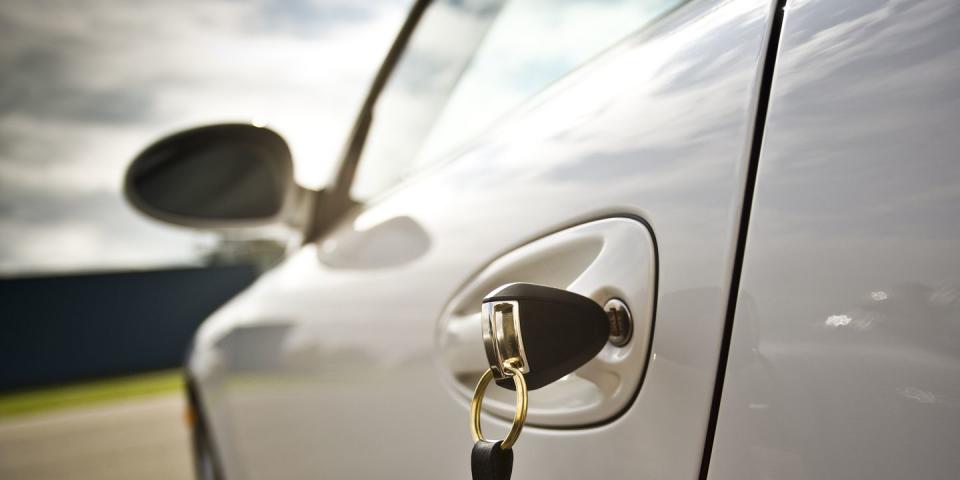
[708,0,960,479]
[438,217,656,427]
[187,0,776,478]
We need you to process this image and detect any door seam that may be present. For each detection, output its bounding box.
[697,0,788,478]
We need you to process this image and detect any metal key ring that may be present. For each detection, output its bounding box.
[470,358,528,450]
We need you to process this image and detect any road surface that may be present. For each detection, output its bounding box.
[0,394,191,480]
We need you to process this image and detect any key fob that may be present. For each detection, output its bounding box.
[472,441,513,480]
[481,283,610,390]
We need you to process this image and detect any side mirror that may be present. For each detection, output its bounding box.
[124,124,308,229]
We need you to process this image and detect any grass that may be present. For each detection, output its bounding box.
[0,370,184,418]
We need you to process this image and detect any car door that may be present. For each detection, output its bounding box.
[709,0,960,478]
[188,0,780,479]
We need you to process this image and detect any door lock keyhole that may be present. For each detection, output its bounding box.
[604,298,633,347]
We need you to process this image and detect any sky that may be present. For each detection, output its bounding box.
[0,0,409,276]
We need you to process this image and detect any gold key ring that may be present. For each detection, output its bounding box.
[470,358,528,450]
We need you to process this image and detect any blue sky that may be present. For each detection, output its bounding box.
[0,0,409,275]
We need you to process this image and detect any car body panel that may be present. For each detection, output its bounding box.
[708,0,960,478]
[188,0,776,478]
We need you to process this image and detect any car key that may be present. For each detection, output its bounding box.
[469,283,613,480]
[481,282,611,390]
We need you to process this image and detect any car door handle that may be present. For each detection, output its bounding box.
[437,217,656,427]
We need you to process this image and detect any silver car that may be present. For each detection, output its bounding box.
[125,0,960,478]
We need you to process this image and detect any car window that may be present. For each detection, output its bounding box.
[351,0,685,201]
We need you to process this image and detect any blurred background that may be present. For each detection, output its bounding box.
[0,0,410,478]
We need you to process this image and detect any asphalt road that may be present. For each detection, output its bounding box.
[0,394,192,480]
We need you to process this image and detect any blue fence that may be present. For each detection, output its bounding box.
[0,265,258,391]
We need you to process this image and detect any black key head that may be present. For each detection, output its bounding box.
[481,283,610,390]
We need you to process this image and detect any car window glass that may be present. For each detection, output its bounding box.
[351,0,505,200]
[352,0,684,201]
[417,0,684,167]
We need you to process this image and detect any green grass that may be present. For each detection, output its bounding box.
[0,370,184,418]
